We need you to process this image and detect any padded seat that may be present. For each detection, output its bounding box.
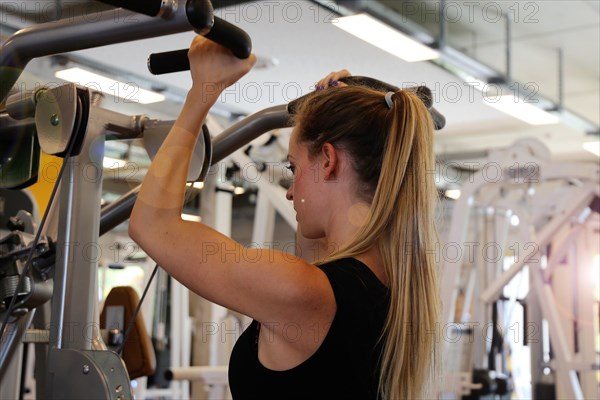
[100,286,156,379]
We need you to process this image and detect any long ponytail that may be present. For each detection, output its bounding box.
[294,87,440,399]
[374,90,440,399]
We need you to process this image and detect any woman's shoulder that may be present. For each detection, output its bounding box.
[319,257,385,282]
[318,258,389,304]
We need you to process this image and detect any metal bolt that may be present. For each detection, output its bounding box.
[50,114,60,126]
[82,365,90,374]
[12,308,28,317]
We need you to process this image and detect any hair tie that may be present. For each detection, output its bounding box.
[384,91,395,109]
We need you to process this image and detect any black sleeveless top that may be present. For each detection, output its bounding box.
[228,258,390,399]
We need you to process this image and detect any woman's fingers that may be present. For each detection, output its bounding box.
[188,36,256,91]
[315,69,352,91]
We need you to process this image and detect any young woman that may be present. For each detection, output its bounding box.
[129,37,440,399]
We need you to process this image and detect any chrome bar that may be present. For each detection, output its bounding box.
[0,0,191,102]
[99,105,290,235]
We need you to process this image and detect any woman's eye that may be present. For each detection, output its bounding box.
[285,163,296,175]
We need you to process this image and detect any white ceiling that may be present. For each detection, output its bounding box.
[2,0,599,161]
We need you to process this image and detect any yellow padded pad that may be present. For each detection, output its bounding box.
[100,286,156,379]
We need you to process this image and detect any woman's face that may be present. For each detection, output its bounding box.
[285,128,326,239]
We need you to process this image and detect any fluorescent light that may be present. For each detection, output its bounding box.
[182,213,201,222]
[582,141,600,157]
[463,76,490,90]
[445,189,461,200]
[55,67,165,104]
[334,14,439,62]
[103,156,127,169]
[484,94,559,125]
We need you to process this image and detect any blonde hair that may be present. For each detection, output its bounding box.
[293,86,440,399]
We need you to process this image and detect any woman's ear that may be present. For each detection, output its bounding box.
[321,143,338,180]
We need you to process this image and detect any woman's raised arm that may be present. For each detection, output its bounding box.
[128,37,334,327]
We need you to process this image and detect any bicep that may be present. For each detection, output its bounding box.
[132,219,335,324]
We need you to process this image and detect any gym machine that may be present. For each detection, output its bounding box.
[1,1,447,398]
[0,1,256,398]
[439,138,600,399]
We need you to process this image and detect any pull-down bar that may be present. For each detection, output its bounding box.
[0,0,251,102]
[148,17,252,74]
[96,0,169,17]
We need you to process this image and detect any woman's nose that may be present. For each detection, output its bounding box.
[286,185,293,201]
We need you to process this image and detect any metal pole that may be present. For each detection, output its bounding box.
[0,312,35,379]
[49,91,105,350]
[99,105,290,235]
[439,0,447,50]
[558,48,564,110]
[0,0,191,102]
[505,13,512,83]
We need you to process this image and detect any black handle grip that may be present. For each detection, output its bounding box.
[339,77,446,130]
[204,17,252,59]
[287,76,446,130]
[95,0,164,17]
[147,16,252,75]
[148,49,190,75]
[184,0,259,58]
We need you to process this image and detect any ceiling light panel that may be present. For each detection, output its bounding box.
[55,67,165,104]
[334,13,439,62]
[484,95,560,125]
